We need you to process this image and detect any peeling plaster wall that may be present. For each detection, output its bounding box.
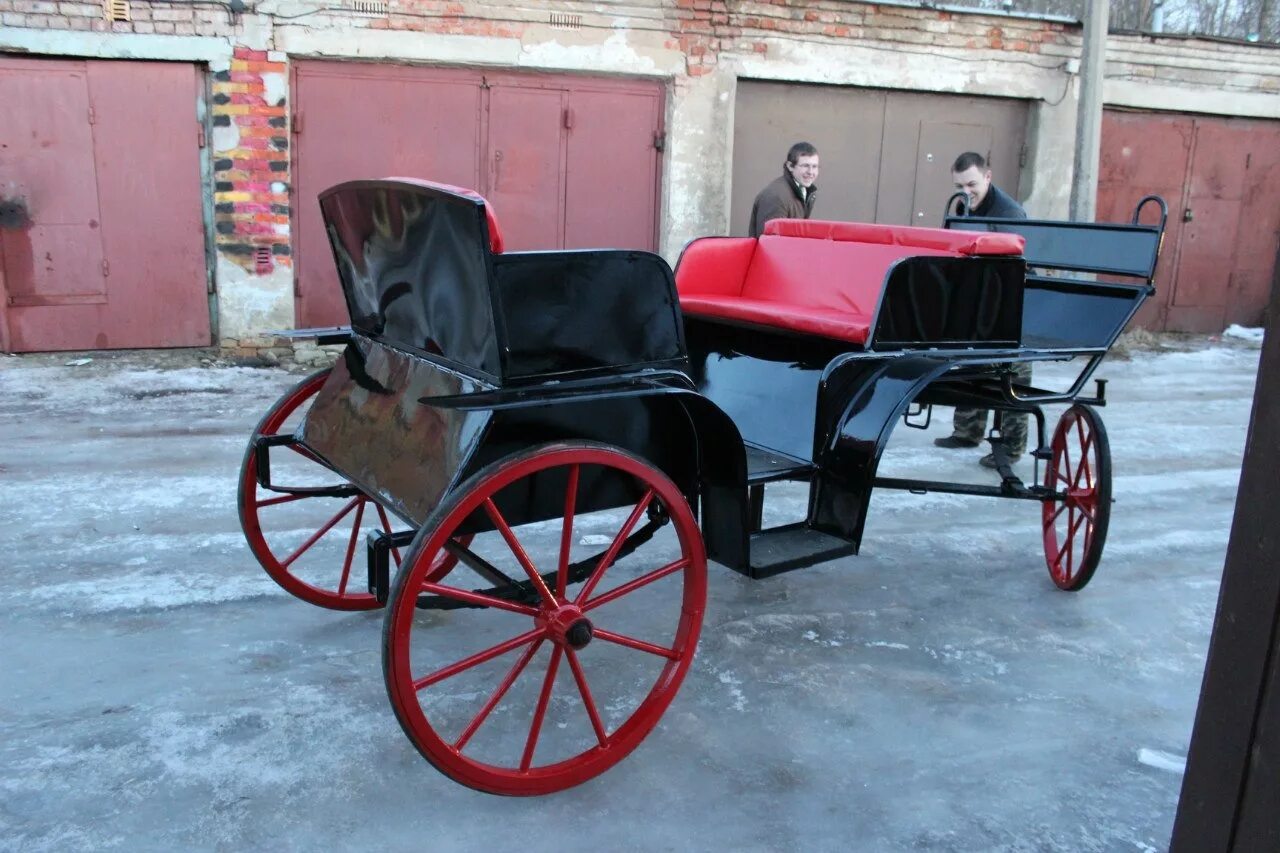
[2,2,1279,344]
[214,256,294,343]
[663,73,733,253]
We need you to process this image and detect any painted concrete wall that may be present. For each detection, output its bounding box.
[2,1,1279,344]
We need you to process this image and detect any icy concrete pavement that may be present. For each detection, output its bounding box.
[0,341,1262,852]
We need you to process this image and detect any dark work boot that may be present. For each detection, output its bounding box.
[934,435,981,449]
[979,451,1022,469]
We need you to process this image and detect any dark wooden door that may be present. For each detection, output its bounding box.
[86,61,211,350]
[909,120,994,226]
[563,85,663,251]
[291,62,483,329]
[0,57,209,352]
[1170,120,1249,331]
[291,62,664,329]
[731,81,1028,235]
[1097,111,1193,331]
[1099,109,1280,333]
[486,85,565,251]
[0,58,105,353]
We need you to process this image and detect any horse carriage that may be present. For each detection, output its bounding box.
[238,178,1166,795]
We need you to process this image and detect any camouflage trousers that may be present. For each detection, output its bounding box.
[951,362,1033,456]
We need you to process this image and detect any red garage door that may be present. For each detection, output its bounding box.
[0,57,210,352]
[291,61,664,329]
[1099,110,1280,333]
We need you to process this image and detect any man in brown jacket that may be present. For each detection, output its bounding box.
[748,141,820,237]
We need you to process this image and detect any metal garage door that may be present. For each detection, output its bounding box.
[0,57,211,352]
[731,81,1028,234]
[1099,109,1280,333]
[291,61,664,329]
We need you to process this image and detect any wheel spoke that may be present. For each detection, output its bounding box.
[1068,509,1088,541]
[453,638,544,753]
[281,497,359,568]
[419,582,540,617]
[256,492,313,509]
[566,648,608,747]
[484,499,556,605]
[1072,430,1095,492]
[575,489,656,606]
[336,498,366,596]
[520,646,563,772]
[592,627,679,660]
[373,503,403,567]
[1065,508,1078,580]
[1052,522,1071,571]
[583,558,690,613]
[1044,501,1068,530]
[557,465,579,600]
[413,628,543,691]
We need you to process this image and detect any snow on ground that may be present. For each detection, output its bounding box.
[0,340,1263,852]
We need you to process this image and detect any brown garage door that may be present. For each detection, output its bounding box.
[0,57,211,352]
[1099,109,1280,333]
[291,61,664,329]
[731,81,1028,235]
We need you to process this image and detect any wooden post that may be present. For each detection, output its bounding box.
[1171,247,1280,849]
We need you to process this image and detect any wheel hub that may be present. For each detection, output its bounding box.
[1065,487,1096,509]
[540,604,594,650]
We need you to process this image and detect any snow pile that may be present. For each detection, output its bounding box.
[1223,324,1265,343]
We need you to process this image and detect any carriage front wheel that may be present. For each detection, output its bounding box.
[1042,403,1111,591]
[383,442,707,795]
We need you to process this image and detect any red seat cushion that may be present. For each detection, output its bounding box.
[764,218,1024,255]
[680,295,871,344]
[674,219,1024,346]
[740,235,955,316]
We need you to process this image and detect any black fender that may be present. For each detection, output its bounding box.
[459,383,750,569]
[811,353,955,548]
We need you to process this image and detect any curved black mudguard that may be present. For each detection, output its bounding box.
[300,334,750,550]
[298,336,495,526]
[811,352,956,547]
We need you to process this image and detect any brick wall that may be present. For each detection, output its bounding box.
[1107,32,1280,92]
[666,0,1073,77]
[0,0,235,35]
[211,47,291,274]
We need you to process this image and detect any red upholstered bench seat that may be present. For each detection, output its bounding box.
[675,219,1024,346]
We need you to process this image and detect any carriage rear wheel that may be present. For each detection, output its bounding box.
[383,442,706,795]
[1041,404,1111,591]
[238,368,461,611]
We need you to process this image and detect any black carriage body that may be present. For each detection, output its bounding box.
[239,180,1169,796]
[674,202,1167,567]
[297,179,746,560]
[288,178,1165,581]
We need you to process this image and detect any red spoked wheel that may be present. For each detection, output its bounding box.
[1042,403,1111,591]
[239,368,459,611]
[383,442,707,796]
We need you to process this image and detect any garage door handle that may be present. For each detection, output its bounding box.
[493,150,503,191]
[1183,207,1193,222]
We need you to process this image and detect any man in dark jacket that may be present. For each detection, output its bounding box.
[951,150,1025,220]
[935,151,1032,469]
[748,142,819,237]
